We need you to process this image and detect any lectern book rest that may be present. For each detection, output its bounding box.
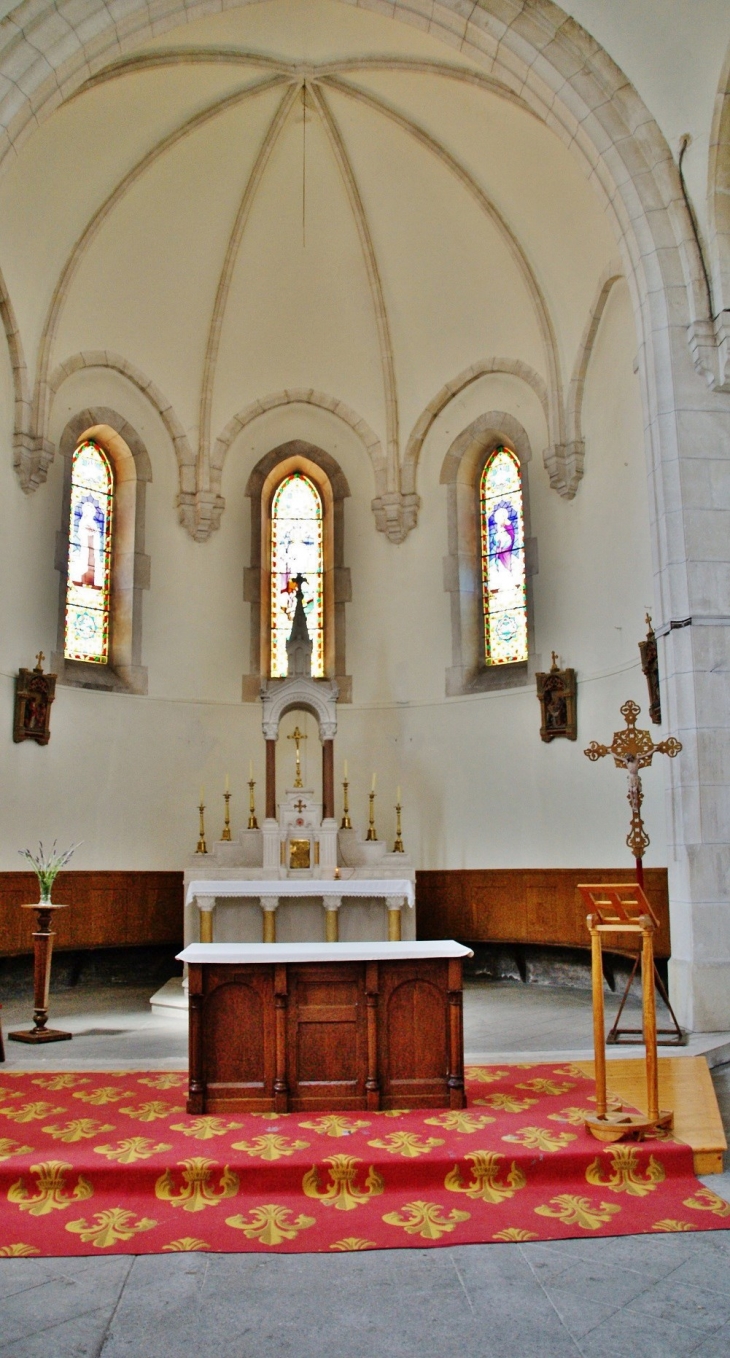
[178,941,473,1114]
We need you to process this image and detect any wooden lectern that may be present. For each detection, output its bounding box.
[578,883,673,1141]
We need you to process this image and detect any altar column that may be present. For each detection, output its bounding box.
[265,739,276,819]
[322,738,334,821]
[324,896,341,942]
[260,896,278,943]
[197,896,216,944]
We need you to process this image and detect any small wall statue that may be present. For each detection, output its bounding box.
[639,613,661,725]
[536,652,577,742]
[13,654,56,745]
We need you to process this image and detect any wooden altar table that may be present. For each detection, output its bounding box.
[178,940,471,1114]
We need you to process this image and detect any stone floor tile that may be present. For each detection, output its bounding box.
[520,1232,698,1279]
[0,1258,131,1348]
[625,1276,730,1335]
[524,1254,656,1337]
[578,1306,708,1358]
[0,1306,114,1358]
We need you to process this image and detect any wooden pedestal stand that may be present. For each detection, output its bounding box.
[578,884,672,1142]
[9,903,72,1044]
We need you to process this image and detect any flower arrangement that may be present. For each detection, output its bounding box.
[18,841,81,901]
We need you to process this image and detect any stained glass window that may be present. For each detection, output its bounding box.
[480,446,527,665]
[64,440,113,664]
[270,472,324,677]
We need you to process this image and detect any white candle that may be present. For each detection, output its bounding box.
[371,771,377,793]
[225,772,229,793]
[344,759,348,780]
[397,785,401,804]
[199,785,205,804]
[249,759,253,781]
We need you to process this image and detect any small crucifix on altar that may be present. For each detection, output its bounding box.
[287,724,307,789]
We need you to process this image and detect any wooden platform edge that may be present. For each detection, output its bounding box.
[576,1056,727,1176]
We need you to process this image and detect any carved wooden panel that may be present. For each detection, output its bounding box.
[0,871,183,955]
[416,868,671,958]
[186,956,465,1114]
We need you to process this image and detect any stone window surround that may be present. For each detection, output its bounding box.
[441,411,538,696]
[243,441,352,703]
[51,409,151,694]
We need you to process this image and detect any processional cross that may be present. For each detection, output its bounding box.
[288,725,307,789]
[584,699,682,884]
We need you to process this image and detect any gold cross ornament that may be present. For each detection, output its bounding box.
[584,700,682,861]
[287,725,307,789]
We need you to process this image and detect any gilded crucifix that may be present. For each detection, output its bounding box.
[584,699,682,882]
[287,725,307,789]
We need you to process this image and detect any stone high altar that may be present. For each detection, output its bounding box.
[185,596,415,947]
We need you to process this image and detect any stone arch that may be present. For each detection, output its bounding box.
[261,679,339,743]
[51,407,151,694]
[561,265,625,493]
[243,440,352,703]
[440,411,537,697]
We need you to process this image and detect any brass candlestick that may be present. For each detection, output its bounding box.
[393,802,404,853]
[221,790,232,841]
[341,779,352,829]
[248,778,259,830]
[366,791,377,841]
[196,801,208,854]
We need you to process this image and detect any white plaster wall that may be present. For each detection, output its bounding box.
[0,265,664,872]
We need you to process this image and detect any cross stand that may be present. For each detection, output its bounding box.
[584,699,686,1045]
[578,883,673,1142]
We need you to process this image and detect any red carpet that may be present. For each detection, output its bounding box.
[0,1064,726,1255]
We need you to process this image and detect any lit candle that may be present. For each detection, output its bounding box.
[397,785,401,804]
[344,759,348,779]
[225,772,229,793]
[371,772,377,793]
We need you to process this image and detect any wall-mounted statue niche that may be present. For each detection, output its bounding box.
[13,654,56,745]
[536,653,577,742]
[639,614,661,725]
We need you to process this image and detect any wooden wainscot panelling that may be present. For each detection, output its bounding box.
[0,871,184,955]
[416,868,671,959]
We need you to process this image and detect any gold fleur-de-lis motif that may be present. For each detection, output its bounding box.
[0,1102,65,1123]
[162,1237,211,1251]
[516,1079,574,1096]
[94,1138,173,1164]
[0,1243,40,1256]
[465,1068,510,1084]
[302,1155,384,1210]
[65,1209,157,1248]
[652,1219,694,1232]
[475,1094,538,1114]
[586,1146,666,1196]
[367,1133,444,1159]
[120,1102,173,1122]
[231,1134,310,1161]
[299,1115,371,1138]
[73,1088,130,1106]
[226,1205,316,1246]
[0,1139,33,1161]
[383,1200,470,1240]
[0,1088,22,1101]
[492,1227,539,1242]
[251,1112,287,1120]
[155,1158,239,1212]
[170,1118,243,1141]
[445,1152,526,1204]
[502,1127,578,1153]
[8,1160,93,1216]
[551,1065,589,1079]
[683,1186,730,1217]
[33,1075,89,1090]
[42,1120,114,1144]
[425,1111,496,1133]
[535,1194,621,1230]
[139,1075,187,1090]
[547,1107,595,1126]
[329,1237,377,1250]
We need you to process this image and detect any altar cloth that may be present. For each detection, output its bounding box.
[178,940,470,965]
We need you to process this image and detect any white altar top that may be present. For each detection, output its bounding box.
[186,878,415,907]
[178,940,471,964]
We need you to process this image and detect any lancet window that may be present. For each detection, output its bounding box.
[270,472,324,678]
[64,440,114,664]
[480,446,527,666]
